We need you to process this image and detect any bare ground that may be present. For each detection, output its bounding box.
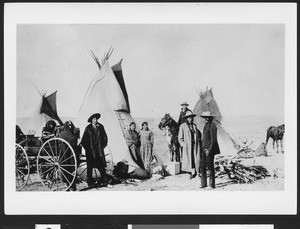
[20,151,284,192]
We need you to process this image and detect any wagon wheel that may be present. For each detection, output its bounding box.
[15,143,30,191]
[36,138,77,191]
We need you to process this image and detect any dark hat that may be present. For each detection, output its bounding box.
[183,110,196,118]
[200,111,214,118]
[180,101,189,106]
[87,113,101,122]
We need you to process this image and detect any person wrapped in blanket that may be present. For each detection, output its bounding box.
[41,120,58,142]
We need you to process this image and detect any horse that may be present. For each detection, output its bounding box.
[158,113,181,162]
[265,124,285,153]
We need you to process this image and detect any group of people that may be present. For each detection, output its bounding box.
[80,113,155,188]
[42,113,108,191]
[124,121,154,172]
[18,100,219,190]
[38,113,155,190]
[177,101,220,189]
[38,114,107,190]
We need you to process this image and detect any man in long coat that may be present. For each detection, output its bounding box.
[178,111,202,179]
[81,113,108,187]
[200,111,220,189]
[177,101,192,160]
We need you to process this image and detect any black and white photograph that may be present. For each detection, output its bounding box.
[4,3,297,214]
[15,23,287,192]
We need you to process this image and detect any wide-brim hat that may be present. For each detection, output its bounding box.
[183,110,196,118]
[180,101,189,106]
[200,111,214,118]
[87,113,101,122]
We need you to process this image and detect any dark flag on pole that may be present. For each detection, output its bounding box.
[40,91,63,125]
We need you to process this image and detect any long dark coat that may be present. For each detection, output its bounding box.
[81,123,108,169]
[202,121,220,156]
[178,122,202,173]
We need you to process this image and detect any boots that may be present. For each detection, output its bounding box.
[208,171,215,189]
[200,170,207,188]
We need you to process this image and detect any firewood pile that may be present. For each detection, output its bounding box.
[215,155,270,183]
[236,139,256,158]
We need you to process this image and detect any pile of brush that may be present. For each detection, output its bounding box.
[236,139,256,158]
[215,155,270,183]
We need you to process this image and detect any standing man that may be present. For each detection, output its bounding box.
[200,111,220,189]
[81,113,108,187]
[177,101,192,160]
[177,101,192,126]
[178,111,202,179]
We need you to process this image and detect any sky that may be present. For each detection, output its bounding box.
[17,24,284,118]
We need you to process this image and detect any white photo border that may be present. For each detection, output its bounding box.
[4,3,297,214]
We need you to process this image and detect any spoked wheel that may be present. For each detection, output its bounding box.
[36,138,77,191]
[15,143,30,191]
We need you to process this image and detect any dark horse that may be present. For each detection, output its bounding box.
[158,113,181,162]
[266,124,285,153]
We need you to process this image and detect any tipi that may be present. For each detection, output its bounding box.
[75,51,143,172]
[193,87,240,155]
[18,91,63,135]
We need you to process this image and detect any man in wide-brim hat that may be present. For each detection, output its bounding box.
[200,111,214,119]
[200,111,220,189]
[87,113,101,123]
[178,110,202,179]
[81,112,108,187]
[177,101,192,125]
[183,110,195,118]
[181,101,189,106]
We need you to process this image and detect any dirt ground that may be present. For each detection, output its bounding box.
[20,151,284,192]
[79,151,284,192]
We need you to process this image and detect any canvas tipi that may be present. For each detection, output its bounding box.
[75,52,143,172]
[18,91,63,135]
[193,88,240,155]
